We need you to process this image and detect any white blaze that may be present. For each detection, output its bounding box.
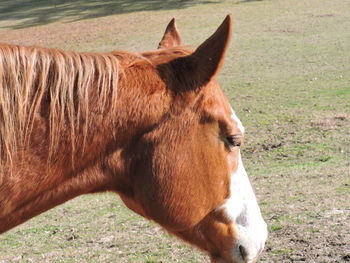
[219,109,267,262]
[231,108,245,134]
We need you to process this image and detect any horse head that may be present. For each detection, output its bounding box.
[109,15,268,263]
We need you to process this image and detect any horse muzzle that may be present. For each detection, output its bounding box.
[210,222,268,263]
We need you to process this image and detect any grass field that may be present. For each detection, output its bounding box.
[0,0,349,262]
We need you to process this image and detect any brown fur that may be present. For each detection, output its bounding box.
[0,15,246,262]
[0,45,119,168]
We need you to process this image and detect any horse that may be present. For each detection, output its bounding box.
[0,15,267,263]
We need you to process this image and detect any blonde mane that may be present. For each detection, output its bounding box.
[0,44,120,166]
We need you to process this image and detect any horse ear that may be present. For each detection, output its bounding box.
[163,14,232,90]
[158,18,182,49]
[191,14,232,85]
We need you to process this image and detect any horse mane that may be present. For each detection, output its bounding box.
[0,43,120,166]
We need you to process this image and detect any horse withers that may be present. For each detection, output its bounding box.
[0,15,267,263]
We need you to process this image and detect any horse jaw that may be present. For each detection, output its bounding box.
[216,111,268,263]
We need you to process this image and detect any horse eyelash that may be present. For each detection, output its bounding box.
[226,135,241,147]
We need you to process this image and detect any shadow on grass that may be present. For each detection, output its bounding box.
[0,0,220,29]
[236,0,264,3]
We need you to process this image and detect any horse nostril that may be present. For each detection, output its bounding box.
[239,245,247,260]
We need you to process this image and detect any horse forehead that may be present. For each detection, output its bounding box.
[200,86,245,135]
[212,86,244,131]
[202,85,235,119]
[230,107,245,134]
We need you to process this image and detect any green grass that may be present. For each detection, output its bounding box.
[0,0,349,262]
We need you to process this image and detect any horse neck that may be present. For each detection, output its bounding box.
[0,58,170,233]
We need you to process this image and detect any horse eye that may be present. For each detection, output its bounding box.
[226,135,242,148]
